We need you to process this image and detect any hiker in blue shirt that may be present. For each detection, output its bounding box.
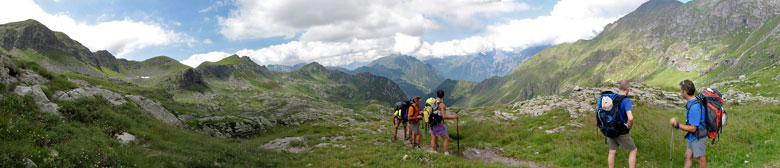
[607,80,637,168]
[669,80,707,168]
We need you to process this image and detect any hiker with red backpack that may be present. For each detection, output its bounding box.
[669,80,727,168]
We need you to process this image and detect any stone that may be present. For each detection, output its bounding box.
[739,75,746,80]
[116,132,136,144]
[402,155,409,161]
[262,137,310,153]
[192,115,269,138]
[125,95,182,127]
[755,83,761,87]
[24,158,37,168]
[55,87,126,105]
[14,85,60,116]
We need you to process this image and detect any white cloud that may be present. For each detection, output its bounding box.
[202,39,213,44]
[0,0,194,58]
[181,51,232,67]
[218,0,527,41]
[411,0,649,59]
[189,0,648,67]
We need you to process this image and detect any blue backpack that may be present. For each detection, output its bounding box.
[596,91,629,140]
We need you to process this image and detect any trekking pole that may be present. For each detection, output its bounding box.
[669,127,674,168]
[456,110,460,154]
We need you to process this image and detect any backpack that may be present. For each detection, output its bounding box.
[690,88,727,144]
[596,91,629,139]
[422,98,434,123]
[427,98,443,127]
[394,100,412,121]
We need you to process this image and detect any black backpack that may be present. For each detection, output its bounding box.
[596,91,629,140]
[427,99,443,127]
[394,100,412,121]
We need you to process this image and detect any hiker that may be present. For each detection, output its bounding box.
[393,104,408,141]
[429,90,458,155]
[669,80,707,168]
[606,80,637,168]
[408,96,423,148]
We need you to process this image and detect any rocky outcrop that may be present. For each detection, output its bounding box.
[55,87,126,105]
[14,85,60,116]
[261,137,310,153]
[125,95,183,127]
[189,115,272,138]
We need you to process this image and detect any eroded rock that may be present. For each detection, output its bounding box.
[125,95,182,127]
[14,85,60,116]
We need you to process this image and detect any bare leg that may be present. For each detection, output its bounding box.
[608,150,617,168]
[628,149,637,168]
[684,150,693,168]
[443,135,450,153]
[393,122,399,139]
[431,135,438,151]
[696,156,706,168]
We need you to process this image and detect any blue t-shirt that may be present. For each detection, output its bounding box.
[685,98,706,141]
[617,94,632,124]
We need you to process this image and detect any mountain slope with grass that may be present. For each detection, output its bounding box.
[352,55,444,98]
[441,0,780,107]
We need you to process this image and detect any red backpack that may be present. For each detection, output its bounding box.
[694,88,727,144]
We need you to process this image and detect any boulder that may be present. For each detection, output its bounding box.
[14,85,60,116]
[125,95,182,127]
[115,132,136,144]
[55,87,126,105]
[24,158,37,168]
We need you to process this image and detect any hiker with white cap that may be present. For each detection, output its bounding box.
[597,80,637,168]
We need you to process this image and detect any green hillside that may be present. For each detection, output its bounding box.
[353,55,444,98]
[442,0,780,107]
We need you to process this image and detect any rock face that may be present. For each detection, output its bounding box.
[125,95,183,127]
[14,85,60,116]
[261,137,310,153]
[190,115,272,138]
[55,87,126,105]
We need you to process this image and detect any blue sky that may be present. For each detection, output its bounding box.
[1,0,688,67]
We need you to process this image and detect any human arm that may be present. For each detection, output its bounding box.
[439,103,459,119]
[669,118,697,133]
[625,110,634,129]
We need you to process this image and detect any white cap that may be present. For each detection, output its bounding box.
[601,96,613,111]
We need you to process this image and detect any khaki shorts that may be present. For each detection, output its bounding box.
[409,122,420,134]
[608,134,637,152]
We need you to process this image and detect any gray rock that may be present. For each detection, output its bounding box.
[115,132,136,144]
[755,83,761,87]
[18,70,48,85]
[125,95,182,127]
[24,158,37,168]
[192,116,269,138]
[55,87,126,105]
[14,85,60,116]
[739,75,746,80]
[262,137,310,153]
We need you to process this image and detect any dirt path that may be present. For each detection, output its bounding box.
[461,148,549,168]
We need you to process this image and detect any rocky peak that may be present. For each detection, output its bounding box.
[298,62,328,72]
[0,19,97,67]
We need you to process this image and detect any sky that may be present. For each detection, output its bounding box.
[0,0,690,68]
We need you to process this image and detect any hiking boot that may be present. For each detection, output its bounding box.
[392,137,397,141]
